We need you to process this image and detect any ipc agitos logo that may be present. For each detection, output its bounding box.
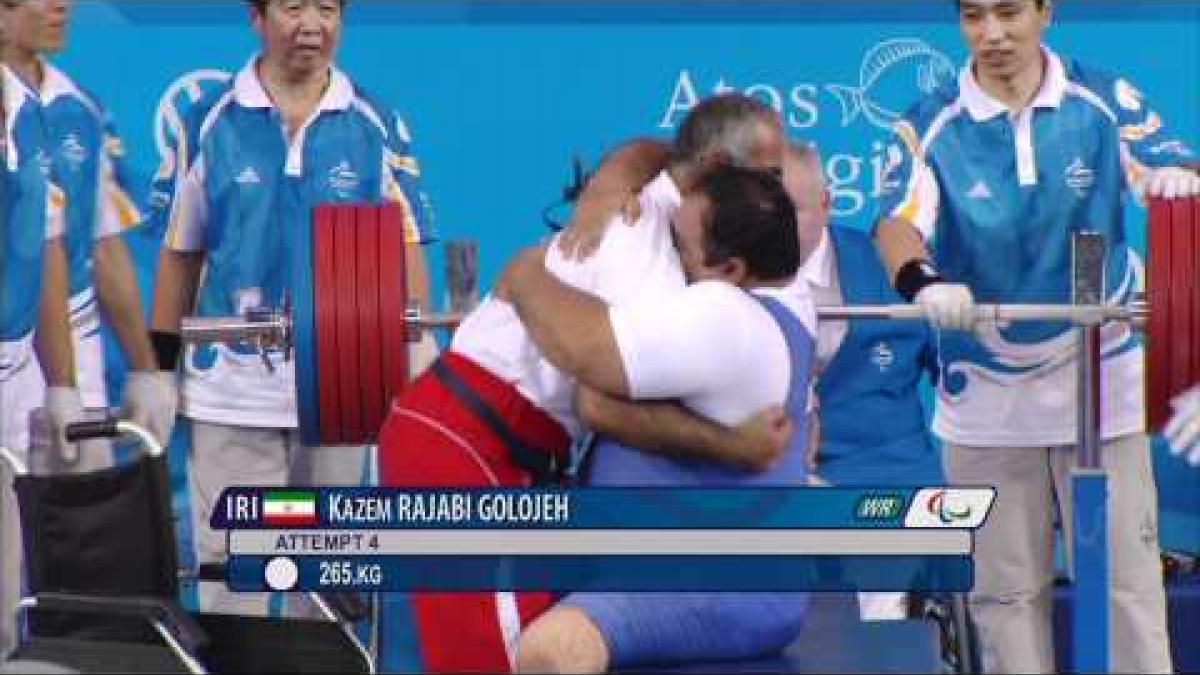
[926,489,973,525]
[904,488,994,528]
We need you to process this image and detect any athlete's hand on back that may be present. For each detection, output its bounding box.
[730,404,795,473]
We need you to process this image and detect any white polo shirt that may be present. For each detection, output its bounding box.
[452,171,687,437]
[611,282,817,426]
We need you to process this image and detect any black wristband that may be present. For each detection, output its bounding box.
[149,330,183,371]
[895,259,944,302]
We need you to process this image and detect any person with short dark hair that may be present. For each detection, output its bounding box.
[506,164,815,674]
[874,0,1196,671]
[146,0,437,616]
[0,0,88,656]
[2,0,166,451]
[377,94,801,673]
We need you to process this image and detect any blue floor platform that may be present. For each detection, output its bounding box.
[628,573,1199,673]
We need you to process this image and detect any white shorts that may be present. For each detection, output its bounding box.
[1,333,41,656]
[0,333,44,454]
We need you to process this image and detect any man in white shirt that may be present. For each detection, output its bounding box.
[508,165,816,673]
[377,93,794,673]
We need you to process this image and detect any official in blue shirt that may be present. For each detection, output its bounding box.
[0,55,83,656]
[147,0,437,617]
[875,1,1198,671]
[783,143,942,487]
[4,0,165,449]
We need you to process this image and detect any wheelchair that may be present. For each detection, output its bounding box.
[0,419,374,674]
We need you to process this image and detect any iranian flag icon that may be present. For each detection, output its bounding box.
[263,491,318,526]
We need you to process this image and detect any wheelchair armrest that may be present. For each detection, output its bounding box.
[315,591,368,623]
[28,591,210,654]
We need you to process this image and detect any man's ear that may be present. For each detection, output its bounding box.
[722,257,748,286]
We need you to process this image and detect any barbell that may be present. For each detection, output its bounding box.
[816,301,1147,326]
[179,200,1196,446]
[1147,197,1200,431]
[181,204,469,446]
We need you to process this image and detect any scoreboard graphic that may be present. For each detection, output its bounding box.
[215,487,995,593]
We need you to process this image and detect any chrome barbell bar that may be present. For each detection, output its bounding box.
[817,295,1147,328]
[179,305,467,372]
[183,298,1147,350]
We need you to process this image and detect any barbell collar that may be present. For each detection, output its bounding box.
[404,303,468,342]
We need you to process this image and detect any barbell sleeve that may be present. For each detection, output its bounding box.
[817,302,1147,326]
[181,307,468,347]
[181,313,291,346]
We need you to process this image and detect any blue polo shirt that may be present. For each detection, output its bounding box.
[154,58,435,427]
[879,48,1193,446]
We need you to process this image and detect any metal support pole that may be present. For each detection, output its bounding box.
[1071,231,1109,674]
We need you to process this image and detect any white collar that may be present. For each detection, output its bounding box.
[3,66,34,170]
[960,45,1068,121]
[801,227,834,289]
[232,55,355,112]
[38,59,78,105]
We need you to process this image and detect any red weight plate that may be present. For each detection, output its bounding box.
[1146,198,1172,431]
[356,206,385,440]
[314,205,343,445]
[1170,198,1194,410]
[378,203,410,405]
[336,206,363,443]
[1193,197,1200,408]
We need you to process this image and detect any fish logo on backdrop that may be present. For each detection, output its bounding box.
[825,39,957,131]
[659,38,957,220]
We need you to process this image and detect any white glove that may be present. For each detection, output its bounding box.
[914,283,977,331]
[122,370,179,447]
[42,386,87,464]
[1163,386,1200,466]
[1144,166,1200,200]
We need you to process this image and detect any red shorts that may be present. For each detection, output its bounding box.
[379,351,571,672]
